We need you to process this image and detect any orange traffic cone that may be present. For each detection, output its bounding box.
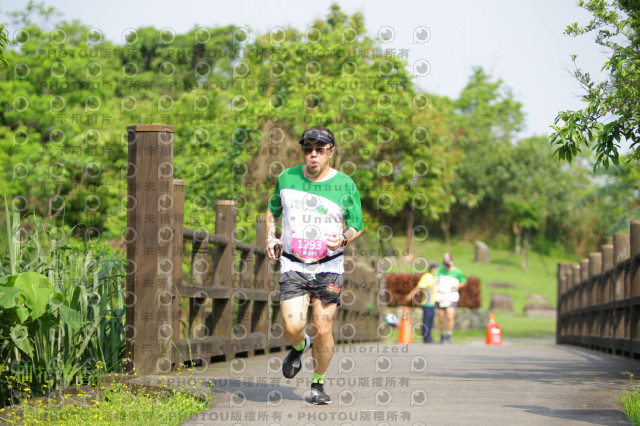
[485,313,502,346]
[398,306,413,344]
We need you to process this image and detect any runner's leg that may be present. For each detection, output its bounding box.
[437,307,445,335]
[421,305,429,342]
[446,307,455,333]
[281,295,310,345]
[424,306,435,342]
[310,298,337,375]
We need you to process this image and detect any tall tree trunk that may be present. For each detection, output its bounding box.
[440,211,452,246]
[406,205,413,257]
[513,222,521,255]
[521,228,530,272]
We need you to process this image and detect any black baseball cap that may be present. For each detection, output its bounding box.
[299,128,335,147]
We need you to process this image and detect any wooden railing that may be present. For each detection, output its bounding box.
[557,221,640,357]
[124,125,385,374]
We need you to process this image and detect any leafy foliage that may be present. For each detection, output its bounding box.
[384,273,481,308]
[5,381,210,425]
[551,0,640,169]
[0,208,125,408]
[0,22,9,67]
[0,3,626,257]
[0,4,459,245]
[384,273,420,306]
[458,276,481,309]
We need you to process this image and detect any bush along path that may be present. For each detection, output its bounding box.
[0,207,127,409]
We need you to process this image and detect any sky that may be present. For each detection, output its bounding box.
[2,0,610,139]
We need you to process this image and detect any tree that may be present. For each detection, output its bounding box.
[0,23,9,67]
[229,5,456,249]
[441,67,524,243]
[0,3,458,249]
[575,159,640,234]
[551,0,640,169]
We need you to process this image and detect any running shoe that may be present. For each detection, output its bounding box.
[282,333,310,379]
[310,382,332,405]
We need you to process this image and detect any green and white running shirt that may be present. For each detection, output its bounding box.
[269,166,364,274]
[434,266,467,306]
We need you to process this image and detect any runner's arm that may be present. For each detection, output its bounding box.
[404,285,421,305]
[458,270,468,288]
[265,209,282,260]
[344,227,363,244]
[326,227,364,250]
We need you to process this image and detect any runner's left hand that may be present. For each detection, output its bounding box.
[325,233,342,251]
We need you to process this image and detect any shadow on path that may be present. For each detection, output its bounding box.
[206,378,302,405]
[424,345,638,386]
[505,405,629,425]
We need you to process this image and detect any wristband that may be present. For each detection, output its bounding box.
[341,233,349,247]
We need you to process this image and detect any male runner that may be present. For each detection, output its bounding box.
[266,126,364,405]
[435,253,467,343]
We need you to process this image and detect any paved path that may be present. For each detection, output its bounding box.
[149,339,640,425]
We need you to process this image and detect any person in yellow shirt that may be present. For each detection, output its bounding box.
[404,263,439,343]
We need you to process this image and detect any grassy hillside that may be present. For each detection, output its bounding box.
[385,236,580,341]
[389,237,578,313]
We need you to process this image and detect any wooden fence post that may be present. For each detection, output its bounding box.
[571,264,580,337]
[602,245,613,304]
[631,221,640,297]
[171,179,185,363]
[236,230,255,356]
[557,263,572,343]
[614,234,630,301]
[125,125,175,374]
[630,222,640,350]
[613,234,629,354]
[190,231,209,343]
[579,258,589,338]
[602,244,614,350]
[212,200,236,360]
[589,253,601,306]
[588,253,602,341]
[556,263,564,344]
[253,217,270,353]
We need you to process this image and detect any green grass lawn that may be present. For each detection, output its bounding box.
[451,313,557,342]
[619,378,640,426]
[390,236,578,312]
[385,312,556,344]
[2,382,210,426]
[386,236,576,339]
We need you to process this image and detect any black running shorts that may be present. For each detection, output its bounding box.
[279,271,344,306]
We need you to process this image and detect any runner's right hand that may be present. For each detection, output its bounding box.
[266,236,283,260]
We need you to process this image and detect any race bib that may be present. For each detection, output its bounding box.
[435,291,458,306]
[438,295,453,308]
[291,237,328,260]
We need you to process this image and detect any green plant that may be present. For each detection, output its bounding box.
[552,0,640,169]
[3,380,210,425]
[0,206,126,408]
[619,375,640,425]
[0,23,9,67]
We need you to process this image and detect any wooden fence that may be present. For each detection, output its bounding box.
[557,221,640,357]
[124,125,385,374]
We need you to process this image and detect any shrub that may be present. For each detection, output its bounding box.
[384,273,421,306]
[386,273,482,309]
[459,276,481,309]
[0,211,126,408]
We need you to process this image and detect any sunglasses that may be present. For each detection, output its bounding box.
[302,146,332,155]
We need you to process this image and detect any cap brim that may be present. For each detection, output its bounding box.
[299,130,334,146]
